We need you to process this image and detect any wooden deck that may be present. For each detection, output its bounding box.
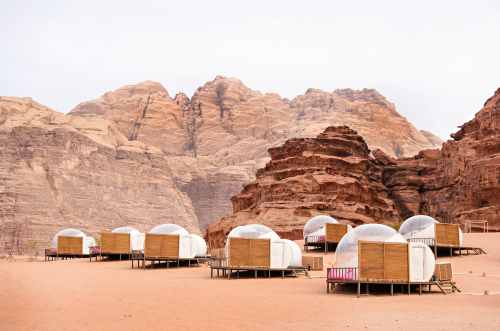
[326,266,461,297]
[93,252,131,262]
[407,239,487,257]
[327,278,461,297]
[303,241,340,254]
[210,258,309,279]
[44,249,90,261]
[130,250,210,270]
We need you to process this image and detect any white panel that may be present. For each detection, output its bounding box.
[271,242,284,268]
[132,233,145,251]
[180,236,191,258]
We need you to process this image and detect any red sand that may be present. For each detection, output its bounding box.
[1,233,499,330]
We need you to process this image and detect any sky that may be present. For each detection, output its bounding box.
[1,1,499,141]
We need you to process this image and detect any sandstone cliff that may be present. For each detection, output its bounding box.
[204,126,401,248]
[0,96,200,254]
[382,87,500,231]
[70,77,440,231]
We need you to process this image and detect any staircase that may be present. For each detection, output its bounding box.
[435,281,461,295]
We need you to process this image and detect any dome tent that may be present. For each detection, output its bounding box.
[51,229,96,255]
[111,226,145,252]
[225,224,301,269]
[303,215,339,239]
[399,215,438,239]
[334,224,435,282]
[400,215,463,246]
[303,215,353,253]
[149,224,207,258]
[335,224,402,268]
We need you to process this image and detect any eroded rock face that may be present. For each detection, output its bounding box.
[70,77,440,231]
[0,96,200,253]
[205,126,401,248]
[383,87,500,231]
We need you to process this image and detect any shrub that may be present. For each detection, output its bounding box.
[93,235,101,248]
[392,221,404,232]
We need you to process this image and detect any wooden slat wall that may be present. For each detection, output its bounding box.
[57,236,71,254]
[100,232,131,253]
[144,234,179,258]
[358,241,409,281]
[325,223,349,242]
[115,233,131,253]
[228,237,271,268]
[435,223,460,246]
[57,236,83,254]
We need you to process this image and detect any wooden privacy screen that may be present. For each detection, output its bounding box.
[434,223,460,246]
[325,223,349,242]
[358,241,409,281]
[144,234,179,258]
[228,237,271,268]
[57,236,83,254]
[100,232,130,253]
[435,262,453,281]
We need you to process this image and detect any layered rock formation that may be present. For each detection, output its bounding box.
[0,96,200,254]
[205,126,401,248]
[70,77,441,230]
[383,87,500,231]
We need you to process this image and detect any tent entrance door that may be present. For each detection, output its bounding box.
[411,246,425,280]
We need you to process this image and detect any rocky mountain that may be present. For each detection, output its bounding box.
[69,76,442,230]
[206,87,500,246]
[204,126,401,248]
[383,87,500,231]
[0,96,200,253]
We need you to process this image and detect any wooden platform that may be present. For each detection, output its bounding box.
[92,252,131,262]
[303,241,341,254]
[326,278,461,297]
[429,245,487,257]
[130,250,210,270]
[210,258,309,279]
[44,252,90,261]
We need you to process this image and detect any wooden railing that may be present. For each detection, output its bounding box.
[408,238,435,246]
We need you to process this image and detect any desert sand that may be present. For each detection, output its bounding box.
[1,233,499,331]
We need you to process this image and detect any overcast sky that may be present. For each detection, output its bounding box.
[1,1,499,140]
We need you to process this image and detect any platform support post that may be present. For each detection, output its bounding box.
[391,284,393,296]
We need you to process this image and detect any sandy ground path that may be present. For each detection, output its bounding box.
[1,233,499,330]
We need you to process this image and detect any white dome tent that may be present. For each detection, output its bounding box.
[135,224,209,270]
[399,215,438,239]
[333,224,435,283]
[111,226,145,252]
[335,224,404,268]
[303,215,338,239]
[224,224,301,269]
[49,229,96,258]
[149,224,207,258]
[212,224,304,279]
[303,215,353,253]
[400,215,463,247]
